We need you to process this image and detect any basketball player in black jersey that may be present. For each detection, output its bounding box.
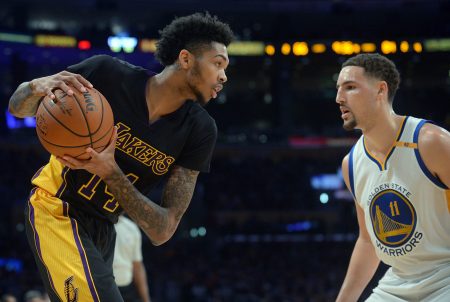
[8,13,233,302]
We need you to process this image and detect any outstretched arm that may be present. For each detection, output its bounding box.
[8,71,92,118]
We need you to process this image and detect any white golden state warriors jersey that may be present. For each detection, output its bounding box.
[349,116,450,300]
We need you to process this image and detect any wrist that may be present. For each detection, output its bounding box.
[102,163,122,182]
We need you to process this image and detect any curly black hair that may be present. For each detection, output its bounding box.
[155,12,234,66]
[342,53,401,103]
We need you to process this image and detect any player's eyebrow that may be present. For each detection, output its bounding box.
[336,80,356,89]
[214,54,229,63]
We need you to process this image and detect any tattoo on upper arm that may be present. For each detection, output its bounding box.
[162,166,199,222]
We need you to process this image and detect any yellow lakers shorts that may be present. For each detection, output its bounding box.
[25,187,123,302]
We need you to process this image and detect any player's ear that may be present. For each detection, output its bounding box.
[178,49,194,69]
[377,81,388,101]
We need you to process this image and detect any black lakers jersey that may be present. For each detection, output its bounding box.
[32,55,217,223]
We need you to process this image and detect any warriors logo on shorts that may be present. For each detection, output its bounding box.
[370,189,417,247]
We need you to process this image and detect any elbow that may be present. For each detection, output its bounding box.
[146,213,180,246]
[8,103,27,118]
[8,103,19,117]
[149,233,173,246]
[151,240,166,247]
[148,229,175,246]
[8,94,22,118]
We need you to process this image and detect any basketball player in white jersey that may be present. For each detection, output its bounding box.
[335,53,450,302]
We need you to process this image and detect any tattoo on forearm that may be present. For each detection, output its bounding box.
[104,169,168,236]
[104,165,198,242]
[9,82,43,117]
[161,166,199,222]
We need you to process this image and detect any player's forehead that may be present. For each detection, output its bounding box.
[337,66,366,86]
[203,41,229,62]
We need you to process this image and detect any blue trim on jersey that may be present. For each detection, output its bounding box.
[385,116,409,170]
[349,146,356,198]
[413,120,448,189]
[362,137,383,171]
[362,116,408,171]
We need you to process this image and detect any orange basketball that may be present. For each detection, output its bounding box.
[35,86,114,159]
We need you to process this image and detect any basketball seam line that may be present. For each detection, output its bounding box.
[89,89,106,136]
[40,95,90,137]
[72,92,94,148]
[72,124,114,158]
[37,124,114,149]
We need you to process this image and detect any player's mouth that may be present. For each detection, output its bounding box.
[340,106,351,119]
[211,84,223,99]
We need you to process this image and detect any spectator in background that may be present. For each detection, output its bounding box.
[114,215,151,302]
[1,294,17,302]
[42,293,50,302]
[23,290,44,302]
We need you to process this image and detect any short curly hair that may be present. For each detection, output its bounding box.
[342,53,401,103]
[155,12,234,66]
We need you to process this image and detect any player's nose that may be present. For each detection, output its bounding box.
[219,69,227,84]
[336,89,344,104]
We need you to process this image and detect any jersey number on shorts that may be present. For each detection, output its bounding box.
[78,173,139,212]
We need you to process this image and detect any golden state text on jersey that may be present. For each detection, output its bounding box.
[368,184,422,257]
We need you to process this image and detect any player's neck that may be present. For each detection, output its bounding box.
[363,111,404,156]
[145,67,191,123]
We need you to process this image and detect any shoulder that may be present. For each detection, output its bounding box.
[418,123,450,161]
[418,123,450,147]
[418,122,450,177]
[66,55,116,79]
[109,56,147,74]
[85,54,115,65]
[187,103,218,136]
[69,55,145,75]
[67,54,113,71]
[94,55,146,76]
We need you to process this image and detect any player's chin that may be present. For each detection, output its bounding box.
[343,119,357,131]
[342,117,356,131]
[200,92,215,106]
[196,95,210,107]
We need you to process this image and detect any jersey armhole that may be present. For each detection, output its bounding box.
[413,120,448,189]
[348,145,356,198]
